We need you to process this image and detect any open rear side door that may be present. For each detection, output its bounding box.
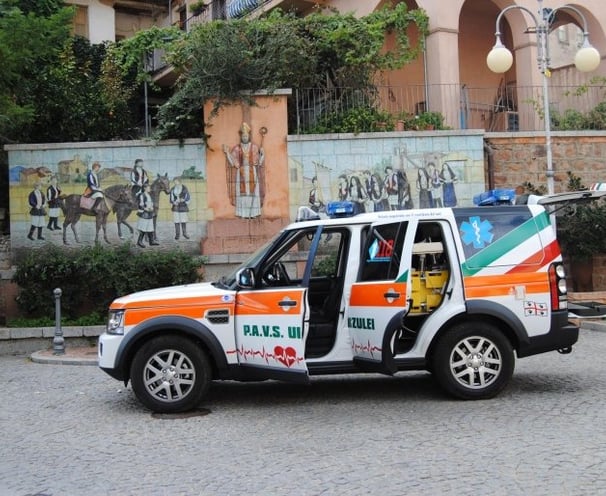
[347,220,411,374]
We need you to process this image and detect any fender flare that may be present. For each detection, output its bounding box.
[465,299,530,348]
[114,315,229,381]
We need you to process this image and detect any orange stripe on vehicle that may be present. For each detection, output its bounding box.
[505,240,561,274]
[464,273,549,298]
[124,306,226,326]
[235,291,304,316]
[350,282,407,307]
[112,295,226,311]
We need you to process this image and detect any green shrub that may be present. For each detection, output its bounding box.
[556,171,606,262]
[11,244,205,323]
[306,105,394,134]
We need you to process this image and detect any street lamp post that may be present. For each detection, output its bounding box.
[486,0,600,195]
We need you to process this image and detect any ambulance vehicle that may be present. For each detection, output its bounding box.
[99,197,589,413]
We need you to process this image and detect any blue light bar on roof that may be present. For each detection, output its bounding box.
[326,201,355,218]
[473,189,516,206]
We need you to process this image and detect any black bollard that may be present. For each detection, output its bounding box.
[52,288,64,355]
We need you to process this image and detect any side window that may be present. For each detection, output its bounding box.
[259,229,346,288]
[360,222,407,282]
[310,231,344,278]
[260,229,314,287]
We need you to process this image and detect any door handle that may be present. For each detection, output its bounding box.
[384,291,400,299]
[279,299,297,307]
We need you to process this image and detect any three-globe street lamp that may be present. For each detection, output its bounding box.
[486,0,600,195]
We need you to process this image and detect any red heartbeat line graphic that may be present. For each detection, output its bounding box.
[351,339,382,357]
[226,345,304,368]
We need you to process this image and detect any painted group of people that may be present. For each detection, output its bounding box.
[416,161,458,208]
[27,159,192,245]
[311,162,458,216]
[125,159,192,247]
[82,159,192,247]
[26,177,63,240]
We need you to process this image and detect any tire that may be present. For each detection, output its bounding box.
[432,322,514,400]
[130,335,211,413]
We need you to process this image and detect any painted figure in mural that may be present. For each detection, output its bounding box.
[363,170,373,200]
[440,162,458,207]
[46,176,62,231]
[348,175,367,214]
[336,174,349,201]
[428,162,443,208]
[136,183,159,248]
[130,158,149,199]
[369,172,389,212]
[170,177,191,240]
[27,182,46,241]
[222,122,265,218]
[308,176,325,213]
[417,166,433,208]
[397,170,414,210]
[384,166,399,210]
[84,162,106,214]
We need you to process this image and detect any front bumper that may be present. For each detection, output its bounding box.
[98,333,125,381]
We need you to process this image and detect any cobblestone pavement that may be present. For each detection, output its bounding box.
[2,330,606,496]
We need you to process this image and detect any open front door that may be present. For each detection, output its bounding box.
[234,226,323,383]
[347,220,411,374]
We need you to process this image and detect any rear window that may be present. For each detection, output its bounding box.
[359,222,407,281]
[454,207,543,268]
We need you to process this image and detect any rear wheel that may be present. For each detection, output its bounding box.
[130,335,211,413]
[432,322,514,400]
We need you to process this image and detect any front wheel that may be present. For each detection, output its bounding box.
[130,335,211,413]
[432,322,514,400]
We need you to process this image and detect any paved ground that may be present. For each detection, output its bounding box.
[2,329,606,496]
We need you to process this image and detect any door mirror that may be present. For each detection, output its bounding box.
[237,267,256,289]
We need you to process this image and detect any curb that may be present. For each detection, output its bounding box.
[30,347,98,366]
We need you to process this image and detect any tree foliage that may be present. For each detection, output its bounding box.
[0,0,73,143]
[0,2,429,145]
[0,0,147,144]
[156,4,429,139]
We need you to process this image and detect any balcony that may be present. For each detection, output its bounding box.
[226,0,323,19]
[113,0,169,16]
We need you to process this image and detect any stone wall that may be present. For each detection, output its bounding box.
[485,132,606,192]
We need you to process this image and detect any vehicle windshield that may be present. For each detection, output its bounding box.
[213,231,284,290]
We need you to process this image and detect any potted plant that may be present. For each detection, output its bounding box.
[416,111,445,130]
[190,0,207,16]
[556,172,606,291]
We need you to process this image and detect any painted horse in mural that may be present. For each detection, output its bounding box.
[60,185,135,245]
[109,174,171,240]
[150,174,171,241]
[104,184,138,240]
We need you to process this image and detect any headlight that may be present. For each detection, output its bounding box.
[107,310,125,335]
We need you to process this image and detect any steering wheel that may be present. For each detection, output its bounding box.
[263,262,290,286]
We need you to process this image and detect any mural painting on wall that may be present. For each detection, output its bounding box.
[10,154,205,249]
[302,149,466,216]
[222,122,267,218]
